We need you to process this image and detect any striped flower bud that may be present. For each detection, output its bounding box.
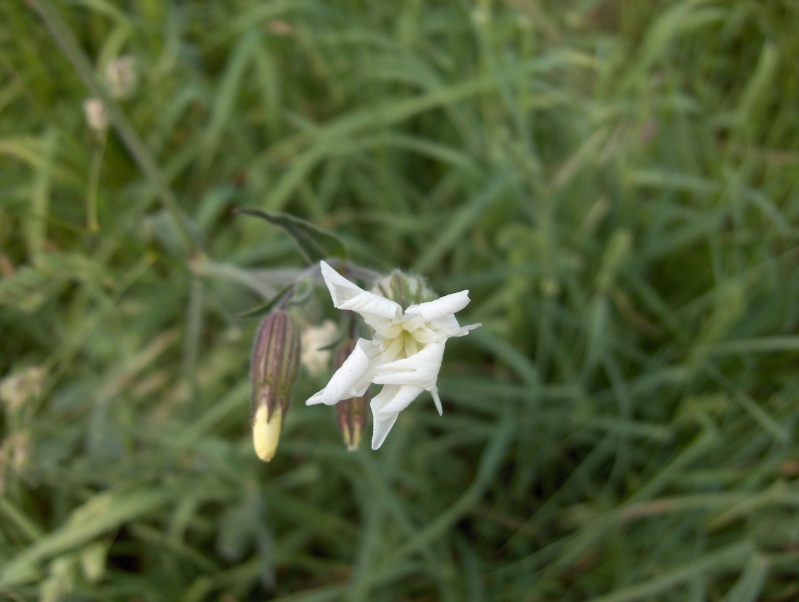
[251,309,300,461]
[334,342,369,451]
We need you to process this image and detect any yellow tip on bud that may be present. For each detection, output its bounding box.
[252,405,282,462]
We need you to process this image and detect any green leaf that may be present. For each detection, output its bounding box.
[235,207,346,264]
[0,489,174,588]
[233,283,293,319]
[0,253,110,312]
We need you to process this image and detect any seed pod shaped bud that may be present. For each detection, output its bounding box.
[251,309,300,461]
[334,342,369,451]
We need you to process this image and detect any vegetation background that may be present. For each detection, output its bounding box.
[1,0,798,600]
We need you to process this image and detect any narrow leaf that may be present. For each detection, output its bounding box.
[233,283,294,319]
[0,489,173,588]
[235,207,346,264]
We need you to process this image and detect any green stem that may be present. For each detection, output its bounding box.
[86,131,107,232]
[30,0,198,256]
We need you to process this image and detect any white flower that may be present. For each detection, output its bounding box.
[306,261,481,449]
[300,319,338,376]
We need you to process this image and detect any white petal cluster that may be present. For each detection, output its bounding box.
[306,261,480,449]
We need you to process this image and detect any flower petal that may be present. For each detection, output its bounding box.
[372,384,424,416]
[453,321,482,337]
[370,384,424,448]
[371,412,399,450]
[430,386,443,416]
[320,261,402,323]
[372,342,445,388]
[414,315,464,341]
[306,338,380,406]
[406,290,471,322]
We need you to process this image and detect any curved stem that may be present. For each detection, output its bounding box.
[30,0,199,257]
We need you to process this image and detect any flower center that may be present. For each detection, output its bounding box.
[379,318,428,362]
[399,326,423,357]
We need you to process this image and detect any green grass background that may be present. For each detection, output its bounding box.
[2,0,799,600]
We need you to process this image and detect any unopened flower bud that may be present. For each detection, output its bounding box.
[251,309,300,461]
[83,97,109,133]
[334,342,369,451]
[105,55,137,99]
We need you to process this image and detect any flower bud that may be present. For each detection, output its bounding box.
[105,55,137,99]
[250,309,300,461]
[334,342,369,451]
[371,270,436,307]
[83,98,109,133]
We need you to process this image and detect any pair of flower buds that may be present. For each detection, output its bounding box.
[251,261,480,461]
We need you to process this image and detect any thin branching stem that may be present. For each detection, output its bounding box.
[30,0,199,257]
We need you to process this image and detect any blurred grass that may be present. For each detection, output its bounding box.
[1,0,799,600]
